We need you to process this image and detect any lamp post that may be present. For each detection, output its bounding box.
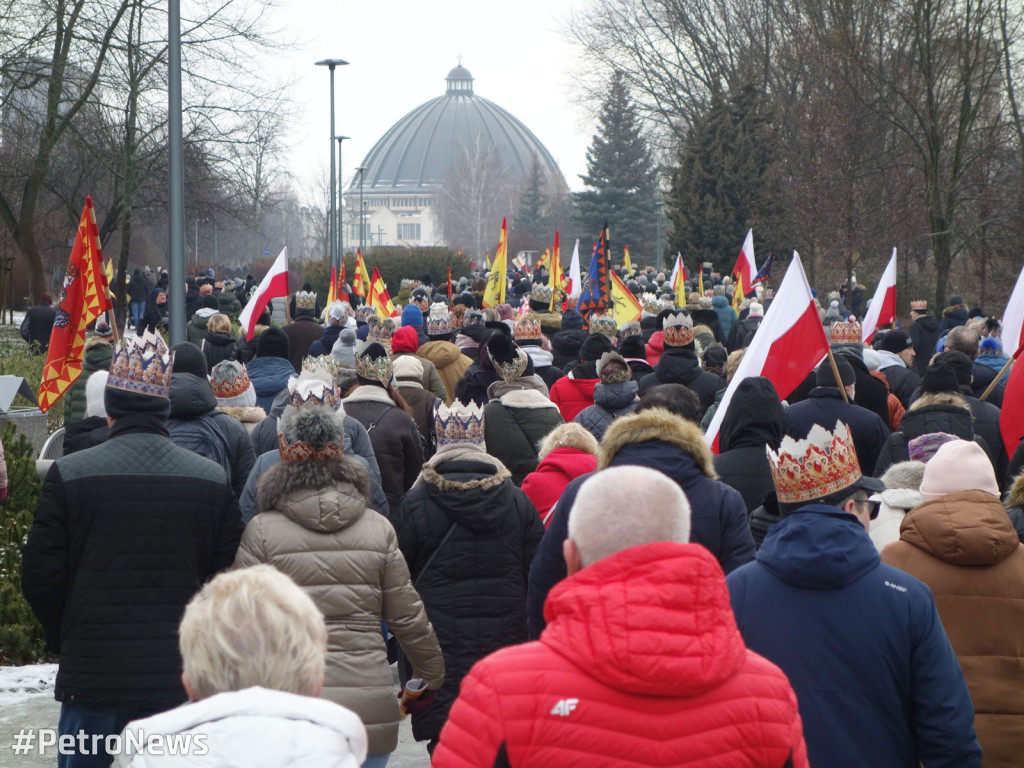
[336,135,349,265]
[356,165,368,255]
[315,58,349,273]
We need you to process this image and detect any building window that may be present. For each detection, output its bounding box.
[397,224,421,240]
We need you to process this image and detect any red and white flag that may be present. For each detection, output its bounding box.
[861,248,898,344]
[999,344,1024,456]
[731,229,756,292]
[567,239,582,295]
[706,252,830,452]
[239,247,289,341]
[1001,264,1024,360]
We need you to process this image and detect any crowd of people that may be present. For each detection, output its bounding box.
[10,260,1024,768]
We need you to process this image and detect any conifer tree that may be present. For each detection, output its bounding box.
[513,154,549,252]
[574,71,660,261]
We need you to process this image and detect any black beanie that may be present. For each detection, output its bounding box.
[579,333,615,362]
[201,294,220,310]
[170,341,208,377]
[932,352,973,387]
[619,335,646,359]
[257,327,290,359]
[920,361,959,394]
[877,331,913,354]
[104,387,171,421]
[816,356,855,387]
[561,309,584,331]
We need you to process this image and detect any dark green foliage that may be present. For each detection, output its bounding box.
[574,71,660,262]
[0,423,46,664]
[513,154,549,252]
[666,81,781,274]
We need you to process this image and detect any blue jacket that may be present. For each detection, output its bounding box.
[527,411,754,637]
[246,356,295,412]
[727,506,981,768]
[711,294,736,338]
[308,323,343,358]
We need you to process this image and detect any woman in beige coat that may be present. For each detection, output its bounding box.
[235,386,444,767]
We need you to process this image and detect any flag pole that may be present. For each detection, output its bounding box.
[979,346,1020,401]
[826,349,850,403]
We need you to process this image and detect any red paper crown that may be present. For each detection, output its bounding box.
[277,433,344,463]
[766,423,863,504]
[663,312,694,347]
[210,365,252,400]
[513,317,542,340]
[829,319,862,345]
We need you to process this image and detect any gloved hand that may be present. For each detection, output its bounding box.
[398,686,437,716]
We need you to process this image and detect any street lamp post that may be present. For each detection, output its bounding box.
[315,58,349,273]
[356,165,368,255]
[336,135,349,266]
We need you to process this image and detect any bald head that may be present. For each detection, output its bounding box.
[945,326,979,359]
[566,466,691,570]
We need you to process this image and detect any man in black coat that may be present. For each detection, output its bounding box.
[875,330,921,409]
[908,300,941,374]
[22,332,241,765]
[22,292,56,354]
[638,311,724,416]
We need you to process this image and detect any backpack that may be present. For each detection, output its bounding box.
[167,414,232,483]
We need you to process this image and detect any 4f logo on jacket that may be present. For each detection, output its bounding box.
[550,698,578,716]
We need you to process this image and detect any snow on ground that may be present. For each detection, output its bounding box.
[0,664,56,716]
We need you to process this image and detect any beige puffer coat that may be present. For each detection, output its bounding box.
[234,456,444,754]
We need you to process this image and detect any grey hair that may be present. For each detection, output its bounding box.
[280,404,345,449]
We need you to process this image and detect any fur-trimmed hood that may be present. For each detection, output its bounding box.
[599,408,717,479]
[419,461,511,493]
[258,455,371,533]
[342,384,395,406]
[942,302,969,319]
[217,405,266,423]
[1008,471,1024,508]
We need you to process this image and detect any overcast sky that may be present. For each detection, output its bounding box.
[264,0,593,198]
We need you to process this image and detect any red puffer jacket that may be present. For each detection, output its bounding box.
[548,375,597,422]
[433,542,809,768]
[520,447,598,527]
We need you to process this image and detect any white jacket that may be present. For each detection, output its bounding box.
[114,687,367,768]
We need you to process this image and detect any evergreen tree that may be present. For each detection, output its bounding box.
[574,71,660,263]
[512,154,549,252]
[666,81,780,274]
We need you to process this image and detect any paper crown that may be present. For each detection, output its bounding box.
[597,351,632,384]
[210,364,252,400]
[106,331,173,398]
[766,422,863,504]
[487,335,530,383]
[463,310,485,327]
[426,302,453,336]
[355,305,376,321]
[356,346,394,385]
[367,315,397,347]
[530,284,553,303]
[641,292,663,315]
[302,354,341,383]
[618,321,642,339]
[663,312,695,347]
[435,401,485,447]
[589,314,618,338]
[287,376,341,411]
[910,300,928,311]
[295,290,317,310]
[513,315,542,341]
[277,432,344,463]
[829,318,862,346]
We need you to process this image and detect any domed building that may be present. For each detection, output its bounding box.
[344,64,566,250]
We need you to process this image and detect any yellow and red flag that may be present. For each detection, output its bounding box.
[482,217,508,309]
[673,258,688,307]
[39,196,112,413]
[536,248,550,273]
[733,272,744,314]
[353,250,371,298]
[610,271,642,324]
[623,243,634,276]
[337,261,349,303]
[326,265,338,306]
[548,231,567,312]
[368,265,398,318]
[447,266,453,301]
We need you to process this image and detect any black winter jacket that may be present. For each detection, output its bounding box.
[873,402,991,477]
[166,373,256,500]
[909,315,941,375]
[308,323,343,357]
[201,331,237,371]
[785,388,891,476]
[637,347,724,415]
[392,457,543,742]
[550,329,588,370]
[62,416,109,456]
[22,414,241,709]
[789,351,892,428]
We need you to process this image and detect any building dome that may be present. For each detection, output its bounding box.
[349,65,565,193]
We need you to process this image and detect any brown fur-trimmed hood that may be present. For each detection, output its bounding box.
[599,408,717,479]
[217,405,266,423]
[420,462,511,492]
[942,302,968,318]
[258,454,371,533]
[1008,471,1024,508]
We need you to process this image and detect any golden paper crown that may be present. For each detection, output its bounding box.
[910,300,928,311]
[367,315,397,347]
[767,423,863,504]
[435,401,485,447]
[356,349,394,385]
[663,312,694,347]
[513,316,542,340]
[302,354,341,382]
[107,331,173,398]
[426,302,453,336]
[642,292,662,315]
[295,290,317,310]
[288,376,341,411]
[829,319,862,346]
[530,284,553,303]
[589,314,618,338]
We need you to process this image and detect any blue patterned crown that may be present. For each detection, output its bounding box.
[106,331,173,398]
[367,315,397,348]
[435,401,485,447]
[287,377,341,411]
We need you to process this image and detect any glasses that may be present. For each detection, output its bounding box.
[857,498,881,520]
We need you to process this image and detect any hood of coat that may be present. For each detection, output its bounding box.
[600,408,716,479]
[417,339,463,367]
[942,303,969,320]
[217,405,266,423]
[654,348,704,385]
[205,331,236,347]
[535,446,598,481]
[877,487,922,512]
[82,337,114,368]
[712,294,730,309]
[259,456,370,533]
[420,458,517,534]
[646,330,665,356]
[898,403,976,441]
[488,375,550,402]
[247,356,297,396]
[592,380,639,410]
[542,542,746,697]
[1008,471,1024,508]
[168,372,217,418]
[191,308,217,325]
[342,384,395,406]
[899,490,1019,567]
[912,314,939,333]
[522,345,554,368]
[719,377,786,452]
[757,505,880,589]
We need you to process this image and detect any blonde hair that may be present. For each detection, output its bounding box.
[569,466,691,567]
[725,349,746,383]
[910,391,972,414]
[537,422,599,460]
[207,313,231,334]
[179,565,326,700]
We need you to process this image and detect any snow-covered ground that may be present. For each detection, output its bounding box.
[0,664,430,766]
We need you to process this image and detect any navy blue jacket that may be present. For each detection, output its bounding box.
[246,356,295,412]
[785,388,890,476]
[308,323,342,357]
[727,506,981,768]
[526,437,754,638]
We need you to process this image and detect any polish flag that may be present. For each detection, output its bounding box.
[706,252,830,452]
[861,248,898,344]
[731,229,756,292]
[239,247,288,341]
[1000,264,1024,362]
[568,239,582,296]
[999,344,1024,456]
